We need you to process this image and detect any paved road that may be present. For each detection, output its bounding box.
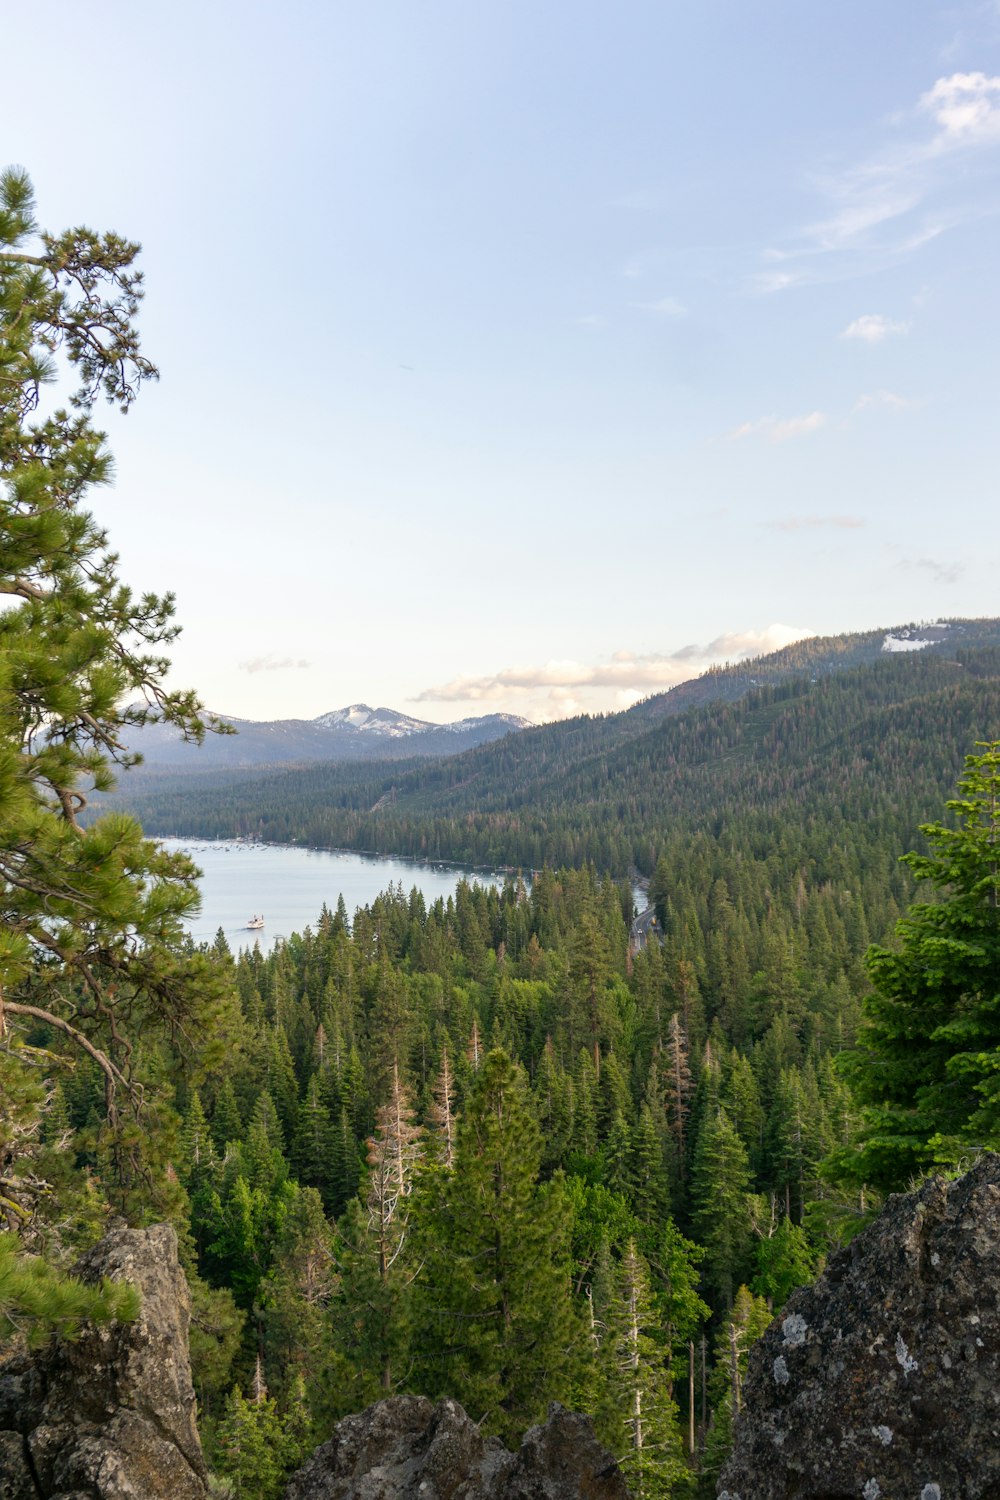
[631,905,661,953]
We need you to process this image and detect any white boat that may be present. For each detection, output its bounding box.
[246,914,265,930]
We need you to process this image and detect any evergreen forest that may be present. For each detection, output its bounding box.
[6,168,1000,1500]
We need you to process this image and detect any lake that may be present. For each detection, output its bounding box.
[160,839,506,953]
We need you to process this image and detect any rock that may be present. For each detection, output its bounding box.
[0,1223,208,1500]
[282,1395,630,1499]
[718,1153,1000,1500]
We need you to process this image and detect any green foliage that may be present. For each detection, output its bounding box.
[0,168,234,1274]
[750,1211,815,1310]
[0,1230,138,1346]
[411,1050,586,1443]
[215,1380,299,1500]
[601,1238,690,1497]
[839,743,1000,1190]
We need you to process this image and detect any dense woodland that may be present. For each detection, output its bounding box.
[20,859,868,1496]
[6,170,1000,1500]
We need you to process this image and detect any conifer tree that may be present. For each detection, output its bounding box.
[839,743,1000,1189]
[664,1014,694,1170]
[690,1107,753,1311]
[0,165,232,1238]
[411,1049,584,1443]
[426,1045,456,1167]
[604,1239,688,1498]
[0,1230,138,1346]
[333,1060,421,1397]
[216,1381,288,1500]
[260,1186,338,1409]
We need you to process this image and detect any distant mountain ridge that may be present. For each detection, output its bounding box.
[117,616,1000,869]
[624,618,984,723]
[129,702,531,771]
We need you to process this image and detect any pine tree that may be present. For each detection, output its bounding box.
[290,1076,334,1204]
[839,743,1000,1189]
[603,1239,688,1498]
[699,1286,772,1490]
[215,1382,288,1500]
[333,1060,422,1398]
[411,1049,585,1443]
[260,1186,338,1409]
[0,166,231,1242]
[690,1107,753,1311]
[212,1077,244,1153]
[426,1045,457,1168]
[0,1230,139,1347]
[664,1014,694,1172]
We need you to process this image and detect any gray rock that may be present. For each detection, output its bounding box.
[719,1153,1000,1499]
[0,1223,208,1500]
[282,1395,629,1500]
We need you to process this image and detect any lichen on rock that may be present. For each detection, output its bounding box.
[282,1395,630,1499]
[0,1223,208,1500]
[718,1153,1000,1499]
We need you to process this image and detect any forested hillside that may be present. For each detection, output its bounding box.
[119,639,1000,892]
[30,860,871,1495]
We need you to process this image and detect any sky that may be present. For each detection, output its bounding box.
[6,1,1000,724]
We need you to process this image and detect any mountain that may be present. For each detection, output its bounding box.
[115,618,1000,872]
[126,703,531,771]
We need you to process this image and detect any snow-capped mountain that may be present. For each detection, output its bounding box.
[126,703,532,772]
[313,704,443,736]
[313,704,528,739]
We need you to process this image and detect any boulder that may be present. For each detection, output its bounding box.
[0,1223,208,1500]
[282,1395,630,1500]
[719,1153,1000,1499]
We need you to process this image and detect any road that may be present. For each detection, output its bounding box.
[630,905,661,953]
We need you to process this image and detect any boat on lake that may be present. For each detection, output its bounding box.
[246,914,265,930]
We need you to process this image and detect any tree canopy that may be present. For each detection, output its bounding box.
[0,166,231,1324]
[838,742,1000,1190]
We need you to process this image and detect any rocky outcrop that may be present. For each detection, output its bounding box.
[719,1153,1000,1500]
[0,1223,208,1500]
[282,1395,630,1500]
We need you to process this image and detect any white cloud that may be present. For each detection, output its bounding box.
[840,313,910,343]
[756,71,1000,290]
[854,389,914,412]
[414,625,815,716]
[729,411,826,443]
[921,71,1000,149]
[239,656,311,674]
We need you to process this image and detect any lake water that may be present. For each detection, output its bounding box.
[161,839,505,954]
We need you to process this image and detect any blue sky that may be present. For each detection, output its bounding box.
[6,1,1000,722]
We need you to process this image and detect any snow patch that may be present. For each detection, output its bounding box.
[882,634,934,653]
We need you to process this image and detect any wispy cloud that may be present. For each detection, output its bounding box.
[764,515,865,532]
[756,71,1000,289]
[414,625,814,716]
[899,556,964,584]
[841,313,910,342]
[729,411,826,443]
[853,389,915,412]
[239,656,311,674]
